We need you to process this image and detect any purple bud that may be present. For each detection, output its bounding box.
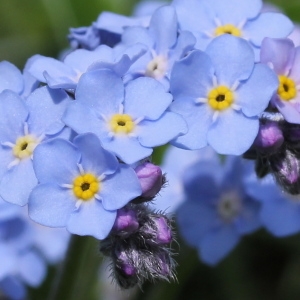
[118,251,136,277]
[153,216,172,244]
[270,149,300,194]
[254,121,283,151]
[141,215,172,245]
[113,207,139,235]
[135,162,163,198]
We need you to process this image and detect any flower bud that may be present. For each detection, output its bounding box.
[254,121,283,152]
[135,162,163,199]
[270,149,300,194]
[113,207,139,236]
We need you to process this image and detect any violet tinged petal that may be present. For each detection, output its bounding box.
[260,37,295,75]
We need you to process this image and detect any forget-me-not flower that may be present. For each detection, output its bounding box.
[170,34,278,155]
[172,0,293,60]
[28,133,142,239]
[177,155,261,265]
[63,69,187,164]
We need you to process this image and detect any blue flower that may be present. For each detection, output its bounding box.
[63,69,187,164]
[28,133,142,239]
[260,37,300,124]
[177,155,261,265]
[170,34,278,155]
[172,0,293,60]
[0,87,71,206]
[115,5,196,89]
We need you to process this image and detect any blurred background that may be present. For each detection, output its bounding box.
[1,0,300,300]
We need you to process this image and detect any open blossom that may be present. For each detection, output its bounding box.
[28,133,142,239]
[63,69,186,164]
[115,5,196,89]
[172,0,293,59]
[170,34,278,155]
[260,37,300,124]
[0,87,71,206]
[177,155,261,265]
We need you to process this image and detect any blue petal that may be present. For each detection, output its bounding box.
[67,200,116,239]
[19,251,46,286]
[28,183,76,227]
[0,159,37,206]
[206,35,255,86]
[0,276,26,300]
[75,69,124,116]
[207,110,259,155]
[27,54,78,87]
[121,26,154,48]
[244,12,294,47]
[177,202,219,246]
[199,225,240,265]
[103,136,152,164]
[138,111,187,147]
[236,196,261,234]
[170,101,211,150]
[236,63,278,117]
[62,102,107,137]
[148,6,178,54]
[172,0,215,33]
[100,164,142,210]
[73,133,118,175]
[124,77,173,120]
[208,0,261,24]
[0,61,23,94]
[168,30,196,64]
[260,197,300,237]
[0,91,28,143]
[33,139,80,184]
[26,86,72,136]
[170,50,214,98]
[64,45,114,72]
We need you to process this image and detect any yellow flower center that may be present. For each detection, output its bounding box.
[110,114,135,134]
[214,24,242,37]
[277,75,297,101]
[13,135,38,159]
[207,85,234,111]
[72,173,100,201]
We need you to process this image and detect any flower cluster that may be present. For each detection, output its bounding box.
[2,0,300,294]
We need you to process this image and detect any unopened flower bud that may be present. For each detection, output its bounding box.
[270,149,300,194]
[135,162,163,198]
[113,207,139,236]
[141,215,172,245]
[254,121,283,152]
